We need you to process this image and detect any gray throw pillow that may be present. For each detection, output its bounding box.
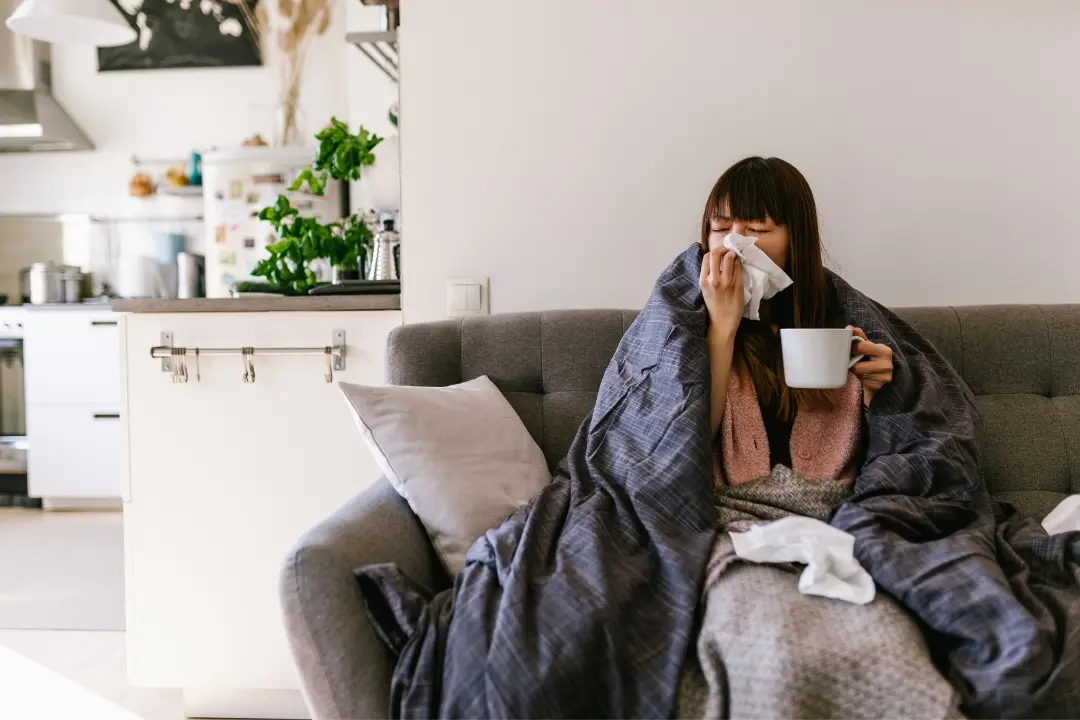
[339,375,551,575]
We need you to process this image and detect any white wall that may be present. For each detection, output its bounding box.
[400,0,1080,323]
[0,2,395,217]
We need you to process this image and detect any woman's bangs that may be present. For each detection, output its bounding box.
[710,159,784,225]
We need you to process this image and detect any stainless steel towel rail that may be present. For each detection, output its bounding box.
[151,329,345,383]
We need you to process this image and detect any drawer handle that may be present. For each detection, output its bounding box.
[91,320,118,327]
[93,413,120,420]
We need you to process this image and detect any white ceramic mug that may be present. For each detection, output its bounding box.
[780,328,865,389]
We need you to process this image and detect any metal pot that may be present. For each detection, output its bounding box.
[23,263,83,304]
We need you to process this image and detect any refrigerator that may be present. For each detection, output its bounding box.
[201,147,344,298]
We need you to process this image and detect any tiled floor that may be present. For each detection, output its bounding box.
[0,508,184,720]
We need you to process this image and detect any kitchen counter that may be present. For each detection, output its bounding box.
[23,302,115,311]
[111,294,401,313]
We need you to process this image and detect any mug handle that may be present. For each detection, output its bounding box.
[848,335,866,369]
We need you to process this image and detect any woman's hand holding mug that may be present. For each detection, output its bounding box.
[849,326,894,407]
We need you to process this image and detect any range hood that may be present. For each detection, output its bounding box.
[0,0,92,152]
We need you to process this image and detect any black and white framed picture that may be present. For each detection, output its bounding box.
[97,0,262,72]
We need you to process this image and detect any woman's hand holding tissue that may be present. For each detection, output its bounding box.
[700,249,744,340]
[702,249,743,435]
[849,326,894,407]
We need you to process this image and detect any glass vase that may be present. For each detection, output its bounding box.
[273,88,306,148]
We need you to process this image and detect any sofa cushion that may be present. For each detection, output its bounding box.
[339,376,551,575]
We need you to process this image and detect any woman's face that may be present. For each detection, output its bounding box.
[706,202,791,270]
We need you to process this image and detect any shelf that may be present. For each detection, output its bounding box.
[158,185,204,198]
[347,30,398,83]
[89,215,204,224]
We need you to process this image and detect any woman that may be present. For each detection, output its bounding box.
[698,157,894,477]
[682,158,965,720]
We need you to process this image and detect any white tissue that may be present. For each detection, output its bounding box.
[1043,495,1080,535]
[721,233,794,321]
[729,516,876,605]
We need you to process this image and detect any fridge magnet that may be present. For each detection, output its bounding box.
[253,173,284,185]
[229,224,239,232]
[215,225,227,244]
[215,190,225,201]
[219,250,237,266]
[245,191,260,205]
[221,273,235,288]
[243,237,256,249]
[229,180,244,199]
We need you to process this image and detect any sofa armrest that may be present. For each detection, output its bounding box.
[279,477,444,720]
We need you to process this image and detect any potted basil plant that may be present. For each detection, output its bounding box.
[249,118,383,295]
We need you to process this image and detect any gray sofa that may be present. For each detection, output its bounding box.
[280,306,1080,720]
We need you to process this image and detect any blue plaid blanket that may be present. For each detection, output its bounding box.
[830,276,1080,719]
[357,246,1080,718]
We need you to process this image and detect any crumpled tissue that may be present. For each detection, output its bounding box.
[720,232,794,321]
[729,515,876,605]
[1043,495,1080,535]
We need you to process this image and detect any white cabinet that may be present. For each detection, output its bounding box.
[27,406,122,498]
[24,309,122,501]
[24,310,119,405]
[120,309,400,717]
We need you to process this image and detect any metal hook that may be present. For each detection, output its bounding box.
[171,348,180,383]
[179,348,188,383]
[324,346,333,383]
[193,347,200,383]
[244,347,255,383]
[242,348,250,383]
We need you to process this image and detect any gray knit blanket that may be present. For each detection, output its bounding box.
[677,466,964,719]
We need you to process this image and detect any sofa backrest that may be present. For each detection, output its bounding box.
[386,306,1080,520]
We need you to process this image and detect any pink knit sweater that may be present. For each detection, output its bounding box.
[714,369,864,486]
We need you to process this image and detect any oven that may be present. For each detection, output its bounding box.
[0,308,30,504]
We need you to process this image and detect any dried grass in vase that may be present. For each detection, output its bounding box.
[234,0,332,146]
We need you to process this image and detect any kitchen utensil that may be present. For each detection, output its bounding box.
[176,252,205,299]
[367,216,400,281]
[152,233,186,299]
[242,348,255,383]
[62,266,82,303]
[25,263,83,304]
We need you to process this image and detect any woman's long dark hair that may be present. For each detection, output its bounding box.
[700,157,831,418]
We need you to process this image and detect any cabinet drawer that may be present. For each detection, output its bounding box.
[24,311,120,405]
[27,404,122,499]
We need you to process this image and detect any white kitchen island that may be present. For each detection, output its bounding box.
[114,295,401,719]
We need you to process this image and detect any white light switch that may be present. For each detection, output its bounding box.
[452,285,469,311]
[465,284,482,311]
[446,277,490,317]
